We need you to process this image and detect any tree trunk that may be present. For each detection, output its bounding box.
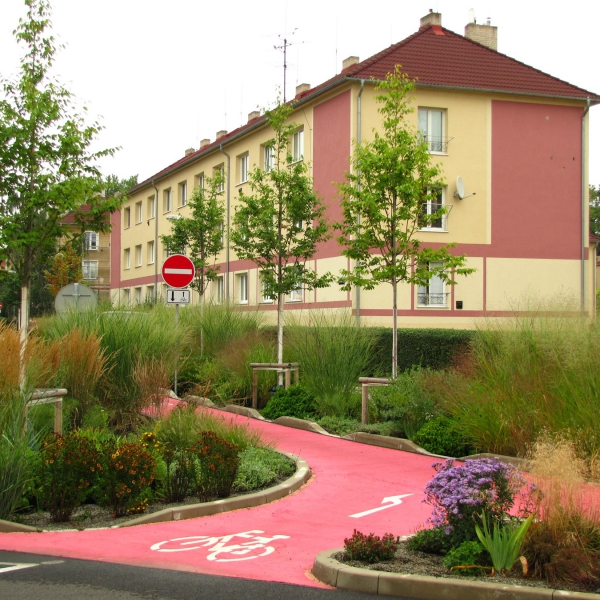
[19,283,30,393]
[277,291,284,386]
[392,277,398,379]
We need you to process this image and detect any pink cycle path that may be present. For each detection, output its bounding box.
[0,411,440,588]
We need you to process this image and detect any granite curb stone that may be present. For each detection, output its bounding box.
[312,549,599,600]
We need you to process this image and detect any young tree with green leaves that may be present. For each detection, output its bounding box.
[161,173,225,352]
[0,0,119,348]
[590,184,600,237]
[231,102,333,372]
[337,67,475,378]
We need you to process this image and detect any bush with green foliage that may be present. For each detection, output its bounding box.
[261,385,316,420]
[406,526,454,555]
[37,432,101,522]
[344,529,399,563]
[233,447,296,492]
[442,541,489,575]
[192,431,241,501]
[413,417,470,457]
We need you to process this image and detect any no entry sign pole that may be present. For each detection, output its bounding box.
[161,255,195,397]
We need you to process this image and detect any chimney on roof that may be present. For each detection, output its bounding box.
[465,16,498,50]
[184,147,195,157]
[295,83,310,96]
[200,138,211,149]
[216,130,227,140]
[247,110,261,122]
[342,56,359,71]
[420,9,442,29]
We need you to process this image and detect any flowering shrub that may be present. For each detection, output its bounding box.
[192,431,240,502]
[37,432,101,522]
[423,458,524,545]
[100,441,155,517]
[344,530,399,563]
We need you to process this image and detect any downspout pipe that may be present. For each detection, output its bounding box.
[152,179,159,302]
[219,144,231,301]
[581,98,591,314]
[356,79,365,325]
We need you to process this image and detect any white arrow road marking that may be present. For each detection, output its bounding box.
[0,562,38,574]
[349,494,413,518]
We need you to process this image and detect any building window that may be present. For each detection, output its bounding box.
[135,201,143,224]
[238,153,249,184]
[135,244,142,267]
[179,181,187,207]
[84,231,99,251]
[418,108,447,153]
[289,286,303,302]
[292,128,304,162]
[82,260,98,280]
[219,221,225,245]
[417,262,448,307]
[135,287,142,304]
[260,274,273,304]
[163,188,172,213]
[237,272,248,304]
[147,240,155,264]
[146,285,154,301]
[214,276,224,304]
[263,144,275,172]
[147,194,156,219]
[419,188,447,231]
[123,288,130,305]
[214,165,224,192]
[195,172,205,189]
[124,207,131,229]
[124,248,131,269]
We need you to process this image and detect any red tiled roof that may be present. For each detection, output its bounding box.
[132,23,599,193]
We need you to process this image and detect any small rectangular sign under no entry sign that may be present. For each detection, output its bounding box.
[166,288,191,304]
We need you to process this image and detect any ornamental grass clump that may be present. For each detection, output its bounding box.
[422,458,525,548]
[37,432,101,522]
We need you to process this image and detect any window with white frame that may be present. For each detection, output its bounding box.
[124,207,131,228]
[237,272,248,304]
[214,165,224,192]
[163,188,172,213]
[82,260,98,280]
[135,244,142,267]
[214,276,224,304]
[135,287,142,304]
[417,262,448,307]
[219,221,224,245]
[135,201,142,224]
[263,144,275,172]
[418,108,446,153]
[195,172,205,189]
[147,240,155,264]
[123,288,130,305]
[289,286,303,302]
[419,188,447,231]
[292,128,304,162]
[179,181,187,207]
[238,153,249,184]
[146,285,154,301]
[147,195,156,219]
[84,231,99,251]
[260,273,273,304]
[124,247,131,269]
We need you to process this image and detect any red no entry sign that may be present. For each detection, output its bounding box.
[161,254,195,288]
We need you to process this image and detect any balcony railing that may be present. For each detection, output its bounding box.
[420,136,452,153]
[417,292,449,307]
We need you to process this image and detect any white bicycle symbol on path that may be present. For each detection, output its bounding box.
[150,530,290,562]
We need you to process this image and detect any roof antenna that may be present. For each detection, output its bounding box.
[274,29,297,103]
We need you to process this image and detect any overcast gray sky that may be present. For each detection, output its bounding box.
[1,0,599,186]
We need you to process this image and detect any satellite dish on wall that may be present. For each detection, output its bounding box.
[55,283,98,314]
[455,176,465,199]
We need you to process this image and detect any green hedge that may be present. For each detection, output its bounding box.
[370,328,475,375]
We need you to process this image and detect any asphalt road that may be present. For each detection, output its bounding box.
[0,551,414,599]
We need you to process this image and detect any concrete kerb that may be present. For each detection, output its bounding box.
[312,549,599,600]
[0,451,310,533]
